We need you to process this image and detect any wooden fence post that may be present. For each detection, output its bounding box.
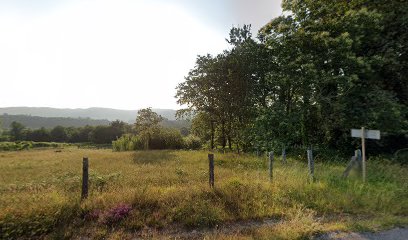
[282,148,287,164]
[269,151,274,182]
[81,157,89,200]
[307,149,314,181]
[355,149,362,173]
[342,156,357,178]
[208,154,214,188]
[342,149,363,178]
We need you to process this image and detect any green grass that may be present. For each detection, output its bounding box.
[0,148,407,239]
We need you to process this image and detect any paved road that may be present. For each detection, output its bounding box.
[316,228,408,240]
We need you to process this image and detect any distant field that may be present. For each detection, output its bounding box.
[0,149,407,239]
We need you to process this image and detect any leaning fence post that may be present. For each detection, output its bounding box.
[269,151,274,182]
[342,155,357,178]
[81,157,89,200]
[307,149,314,181]
[355,149,362,173]
[208,153,214,188]
[282,148,287,164]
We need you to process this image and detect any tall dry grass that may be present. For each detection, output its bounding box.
[0,148,406,239]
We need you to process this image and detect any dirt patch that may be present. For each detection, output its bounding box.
[315,227,408,240]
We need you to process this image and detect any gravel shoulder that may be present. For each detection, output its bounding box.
[315,227,408,240]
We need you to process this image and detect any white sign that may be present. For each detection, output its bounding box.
[351,129,380,140]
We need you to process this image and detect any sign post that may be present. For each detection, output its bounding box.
[351,127,380,182]
[361,127,366,182]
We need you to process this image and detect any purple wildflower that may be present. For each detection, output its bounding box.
[101,204,132,225]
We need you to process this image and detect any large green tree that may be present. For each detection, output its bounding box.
[9,121,26,141]
[176,25,267,151]
[134,108,164,150]
[255,0,407,151]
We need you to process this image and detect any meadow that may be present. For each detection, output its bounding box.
[0,148,407,239]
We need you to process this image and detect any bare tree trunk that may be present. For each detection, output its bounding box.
[221,121,226,149]
[146,135,150,150]
[210,120,215,150]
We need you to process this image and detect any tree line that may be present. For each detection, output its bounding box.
[0,108,198,149]
[0,114,109,129]
[1,120,130,144]
[176,0,408,154]
[113,108,201,151]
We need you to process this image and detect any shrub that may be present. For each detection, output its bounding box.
[394,148,408,165]
[112,134,144,151]
[155,128,184,150]
[113,128,185,151]
[0,141,66,151]
[183,135,202,150]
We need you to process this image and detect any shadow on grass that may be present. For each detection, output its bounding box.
[132,150,177,164]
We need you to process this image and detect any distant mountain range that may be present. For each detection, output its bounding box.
[0,114,110,129]
[0,107,187,130]
[0,107,177,122]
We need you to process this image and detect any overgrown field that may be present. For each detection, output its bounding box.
[0,149,407,239]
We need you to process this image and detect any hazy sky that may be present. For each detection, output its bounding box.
[0,0,282,110]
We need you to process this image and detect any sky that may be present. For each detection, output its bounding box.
[0,0,282,110]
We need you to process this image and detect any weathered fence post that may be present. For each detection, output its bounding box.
[81,157,89,200]
[208,153,214,188]
[342,149,363,178]
[256,145,260,157]
[307,149,314,181]
[282,148,287,164]
[355,149,362,173]
[269,151,274,182]
[342,156,356,178]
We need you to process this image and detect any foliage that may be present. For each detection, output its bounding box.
[112,134,144,151]
[50,125,68,142]
[134,108,164,150]
[1,116,192,150]
[394,148,408,165]
[9,121,25,141]
[1,120,130,144]
[113,128,185,151]
[0,141,67,151]
[175,29,265,151]
[183,135,202,150]
[175,1,408,155]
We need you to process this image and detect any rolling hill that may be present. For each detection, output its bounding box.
[0,114,110,129]
[0,107,189,130]
[0,107,177,122]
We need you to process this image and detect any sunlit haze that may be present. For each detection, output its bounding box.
[0,0,282,110]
